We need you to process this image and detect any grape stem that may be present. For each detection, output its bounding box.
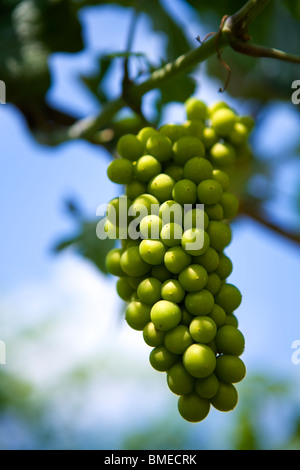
[60,0,299,142]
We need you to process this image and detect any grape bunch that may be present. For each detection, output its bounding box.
[104,98,254,423]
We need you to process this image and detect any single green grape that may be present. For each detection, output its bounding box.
[181,228,210,256]
[164,246,192,274]
[125,180,147,200]
[219,192,239,219]
[183,343,216,379]
[178,392,210,423]
[189,316,217,344]
[160,222,183,247]
[159,200,183,225]
[159,123,184,143]
[206,221,232,252]
[125,301,151,331]
[137,277,162,305]
[117,133,144,160]
[149,346,178,372]
[212,168,231,191]
[183,157,213,184]
[161,279,185,303]
[228,122,249,146]
[139,239,167,265]
[146,134,173,162]
[185,289,214,316]
[215,355,246,383]
[215,253,233,279]
[143,322,166,347]
[107,158,134,184]
[180,307,194,327]
[193,247,220,273]
[178,264,208,292]
[205,272,221,296]
[151,264,172,283]
[205,203,224,221]
[184,208,209,231]
[210,382,238,412]
[195,373,219,399]
[185,98,208,121]
[224,313,239,328]
[164,164,184,182]
[139,214,162,240]
[209,304,226,328]
[215,283,242,313]
[105,248,125,277]
[202,127,218,149]
[147,174,175,202]
[164,325,193,355]
[208,101,230,116]
[116,277,134,301]
[130,193,160,218]
[150,300,182,331]
[172,179,198,205]
[210,142,236,168]
[215,324,245,356]
[167,361,194,395]
[137,127,159,145]
[173,136,205,165]
[134,155,162,182]
[120,246,151,277]
[211,108,237,137]
[182,119,205,138]
[197,179,223,205]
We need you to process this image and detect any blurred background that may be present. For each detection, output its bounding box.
[1,0,300,450]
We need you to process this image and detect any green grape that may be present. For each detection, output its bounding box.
[107,196,132,226]
[105,248,125,277]
[219,192,239,219]
[205,272,221,295]
[159,123,184,142]
[117,133,144,160]
[107,158,134,184]
[164,325,193,355]
[195,373,219,399]
[185,289,214,316]
[183,343,216,379]
[189,316,217,343]
[116,277,134,301]
[159,200,183,225]
[164,164,184,182]
[160,222,183,247]
[202,127,218,149]
[130,193,160,218]
[125,301,151,331]
[139,214,162,240]
[172,179,198,205]
[205,203,224,221]
[178,264,208,292]
[215,355,246,383]
[143,322,166,347]
[150,300,182,331]
[193,247,220,273]
[137,127,159,145]
[134,155,162,182]
[239,115,255,133]
[208,101,230,116]
[146,134,173,162]
[185,98,208,121]
[197,179,223,205]
[147,174,175,202]
[210,382,238,412]
[164,246,192,274]
[139,239,167,265]
[182,119,205,138]
[151,264,172,283]
[210,142,236,168]
[212,168,231,191]
[137,277,162,305]
[183,156,213,184]
[184,208,209,231]
[161,279,185,303]
[178,392,210,423]
[215,283,242,313]
[167,362,194,395]
[120,246,151,277]
[211,108,237,137]
[180,307,194,327]
[173,136,205,165]
[126,180,147,200]
[206,221,232,252]
[215,325,245,356]
[209,304,226,328]
[149,346,179,372]
[224,313,239,328]
[215,253,233,279]
[128,275,147,290]
[228,122,249,145]
[181,228,210,256]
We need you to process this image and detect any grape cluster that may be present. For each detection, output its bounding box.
[105,98,254,423]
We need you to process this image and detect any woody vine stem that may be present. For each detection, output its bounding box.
[64,0,299,143]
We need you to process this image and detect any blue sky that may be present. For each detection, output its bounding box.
[1,0,300,449]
